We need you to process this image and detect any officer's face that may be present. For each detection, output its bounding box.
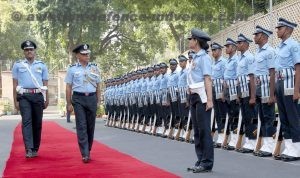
[170,64,177,71]
[254,33,262,44]
[24,48,35,59]
[212,49,221,59]
[188,38,197,49]
[237,41,248,51]
[76,53,90,62]
[179,60,187,68]
[225,45,231,54]
[276,26,286,38]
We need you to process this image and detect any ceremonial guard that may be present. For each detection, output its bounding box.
[235,34,257,153]
[210,42,226,147]
[274,18,300,161]
[167,59,179,139]
[252,25,277,157]
[176,55,190,141]
[222,38,240,150]
[65,44,101,163]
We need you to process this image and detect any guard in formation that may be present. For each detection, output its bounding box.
[104,17,300,164]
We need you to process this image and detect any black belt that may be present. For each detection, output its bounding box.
[73,91,96,96]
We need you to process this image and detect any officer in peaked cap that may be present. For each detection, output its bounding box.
[274,17,300,161]
[12,40,49,158]
[176,54,192,142]
[221,37,240,150]
[252,25,277,157]
[235,33,257,153]
[167,58,179,139]
[210,42,227,148]
[65,44,101,163]
[186,28,214,173]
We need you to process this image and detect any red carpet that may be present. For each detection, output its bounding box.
[3,121,179,178]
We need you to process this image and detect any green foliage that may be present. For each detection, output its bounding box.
[96,104,105,117]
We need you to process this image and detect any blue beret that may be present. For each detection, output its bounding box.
[253,25,273,37]
[210,42,223,50]
[236,33,253,43]
[147,67,154,72]
[169,58,178,65]
[224,38,237,46]
[188,28,211,41]
[178,55,188,62]
[21,40,37,50]
[72,44,91,54]
[276,17,297,29]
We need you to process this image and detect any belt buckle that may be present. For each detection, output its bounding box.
[84,92,89,96]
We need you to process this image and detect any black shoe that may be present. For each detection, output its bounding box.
[25,149,33,158]
[82,156,90,163]
[32,150,38,157]
[237,148,253,153]
[257,151,272,157]
[273,154,282,160]
[281,154,300,162]
[187,161,201,171]
[192,166,212,173]
[226,145,235,150]
[214,143,221,148]
[178,137,185,142]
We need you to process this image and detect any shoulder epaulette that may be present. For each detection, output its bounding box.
[90,63,98,66]
[69,64,76,67]
[15,59,23,63]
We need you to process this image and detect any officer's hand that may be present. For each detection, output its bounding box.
[221,94,225,102]
[44,100,49,109]
[249,97,256,106]
[185,102,190,108]
[293,92,300,101]
[14,101,20,111]
[206,100,213,111]
[67,104,73,113]
[236,97,240,104]
[268,96,275,105]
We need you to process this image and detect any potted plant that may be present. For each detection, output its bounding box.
[3,103,13,115]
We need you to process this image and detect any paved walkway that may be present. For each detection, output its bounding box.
[1,111,300,178]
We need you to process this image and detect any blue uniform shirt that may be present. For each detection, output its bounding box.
[255,43,276,75]
[276,37,300,70]
[167,71,179,87]
[212,56,226,80]
[159,73,169,90]
[224,54,238,80]
[154,74,162,91]
[12,59,49,88]
[178,68,188,87]
[64,62,101,93]
[187,49,212,84]
[237,50,255,76]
